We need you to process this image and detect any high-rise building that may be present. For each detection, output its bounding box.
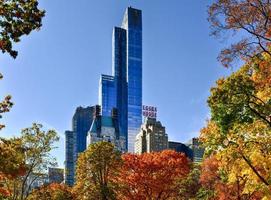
[106,7,143,152]
[64,105,97,186]
[135,118,168,154]
[112,26,128,150]
[64,7,143,186]
[122,7,143,152]
[48,167,64,184]
[72,106,96,154]
[64,130,75,186]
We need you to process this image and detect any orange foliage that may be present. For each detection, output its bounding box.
[200,156,263,200]
[0,173,11,198]
[116,150,190,200]
[200,156,220,189]
[28,183,74,200]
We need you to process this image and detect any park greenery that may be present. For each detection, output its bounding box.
[0,0,270,199]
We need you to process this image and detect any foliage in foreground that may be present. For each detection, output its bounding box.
[199,1,271,199]
[73,142,122,200]
[28,183,74,200]
[0,123,59,200]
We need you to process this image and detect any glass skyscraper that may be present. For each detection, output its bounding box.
[101,7,142,152]
[64,7,143,187]
[100,7,142,152]
[64,106,96,186]
[121,7,142,152]
[112,26,128,149]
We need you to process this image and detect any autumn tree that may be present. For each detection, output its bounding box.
[200,60,271,197]
[0,123,59,200]
[207,63,271,133]
[73,141,122,200]
[0,137,25,199]
[116,150,190,200]
[27,183,74,200]
[199,155,264,200]
[208,0,271,68]
[201,0,271,198]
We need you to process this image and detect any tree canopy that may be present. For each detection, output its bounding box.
[0,0,45,58]
[0,123,59,200]
[116,150,190,200]
[73,142,122,200]
[208,0,271,68]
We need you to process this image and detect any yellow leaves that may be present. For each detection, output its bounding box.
[201,116,271,197]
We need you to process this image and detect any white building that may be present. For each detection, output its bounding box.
[135,118,168,154]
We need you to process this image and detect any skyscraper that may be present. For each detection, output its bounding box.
[64,7,143,187]
[64,105,97,186]
[122,7,143,153]
[112,26,128,150]
[108,7,143,152]
[64,130,75,186]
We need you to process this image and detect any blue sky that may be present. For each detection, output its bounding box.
[0,0,231,167]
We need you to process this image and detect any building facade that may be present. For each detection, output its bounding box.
[87,108,126,152]
[64,106,97,186]
[135,118,168,154]
[99,74,116,116]
[64,130,75,186]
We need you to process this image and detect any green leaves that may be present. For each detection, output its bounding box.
[0,123,59,200]
[74,142,122,200]
[21,123,59,173]
[201,53,271,199]
[208,64,270,133]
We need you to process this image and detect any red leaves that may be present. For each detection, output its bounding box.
[116,150,190,200]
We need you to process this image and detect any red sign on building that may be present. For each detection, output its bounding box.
[142,105,157,118]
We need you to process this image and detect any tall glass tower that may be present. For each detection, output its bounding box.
[100,7,142,152]
[64,106,96,186]
[112,27,128,149]
[122,7,142,152]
